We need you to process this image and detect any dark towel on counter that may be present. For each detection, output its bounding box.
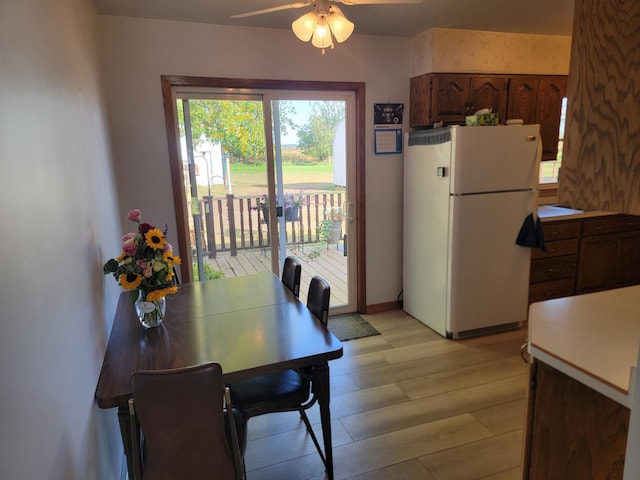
[516,213,546,251]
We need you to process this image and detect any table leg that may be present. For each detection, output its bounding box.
[117,405,135,479]
[314,362,334,480]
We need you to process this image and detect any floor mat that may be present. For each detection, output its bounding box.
[327,313,380,341]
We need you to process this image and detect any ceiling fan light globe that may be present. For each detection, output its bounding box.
[328,11,354,42]
[311,23,333,49]
[292,11,318,42]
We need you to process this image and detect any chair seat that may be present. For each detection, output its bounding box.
[231,369,311,417]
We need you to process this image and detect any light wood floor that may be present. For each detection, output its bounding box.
[204,244,348,306]
[243,309,530,480]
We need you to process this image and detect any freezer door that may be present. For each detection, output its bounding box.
[447,190,534,336]
[450,125,540,194]
[403,134,452,337]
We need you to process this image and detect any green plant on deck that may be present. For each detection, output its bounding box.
[317,219,335,243]
[192,262,225,280]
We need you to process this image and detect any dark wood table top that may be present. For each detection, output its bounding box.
[95,273,343,409]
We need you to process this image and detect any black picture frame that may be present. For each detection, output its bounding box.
[374,103,404,125]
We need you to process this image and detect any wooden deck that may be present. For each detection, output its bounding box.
[201,242,349,307]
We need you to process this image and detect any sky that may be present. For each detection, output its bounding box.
[277,100,313,145]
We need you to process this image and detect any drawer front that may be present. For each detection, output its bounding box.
[529,278,575,303]
[582,214,640,236]
[542,220,581,241]
[531,239,579,260]
[530,255,577,283]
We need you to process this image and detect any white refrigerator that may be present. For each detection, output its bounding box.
[403,125,540,338]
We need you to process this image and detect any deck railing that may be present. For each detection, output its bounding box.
[193,193,344,258]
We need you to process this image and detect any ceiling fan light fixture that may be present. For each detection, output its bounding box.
[311,20,333,49]
[327,7,354,43]
[291,11,318,42]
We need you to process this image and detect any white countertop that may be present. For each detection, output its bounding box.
[537,204,615,221]
[528,285,640,407]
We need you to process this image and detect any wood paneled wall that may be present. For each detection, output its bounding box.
[558,0,640,214]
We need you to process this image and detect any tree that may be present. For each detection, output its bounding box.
[297,102,345,163]
[177,99,295,163]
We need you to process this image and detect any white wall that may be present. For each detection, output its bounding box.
[0,0,122,478]
[97,16,411,307]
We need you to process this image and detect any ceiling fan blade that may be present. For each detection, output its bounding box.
[231,2,313,18]
[336,0,421,4]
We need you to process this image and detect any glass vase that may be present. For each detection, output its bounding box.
[135,290,166,329]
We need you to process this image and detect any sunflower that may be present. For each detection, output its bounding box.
[163,250,182,265]
[146,286,179,302]
[144,228,166,250]
[119,272,143,290]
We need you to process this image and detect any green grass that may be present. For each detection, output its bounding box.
[199,161,340,199]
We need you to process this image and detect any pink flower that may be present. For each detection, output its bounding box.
[123,242,137,257]
[127,209,141,223]
[122,232,135,243]
[122,233,137,256]
[136,259,153,277]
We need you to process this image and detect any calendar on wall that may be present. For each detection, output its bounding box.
[374,128,402,154]
[373,103,403,155]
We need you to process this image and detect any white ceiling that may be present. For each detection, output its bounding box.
[92,0,575,38]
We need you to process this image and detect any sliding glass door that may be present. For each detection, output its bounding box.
[171,86,357,312]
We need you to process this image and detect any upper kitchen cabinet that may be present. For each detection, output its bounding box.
[410,74,506,127]
[410,74,567,161]
[506,76,567,161]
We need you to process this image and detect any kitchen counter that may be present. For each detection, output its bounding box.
[526,286,640,479]
[528,285,640,407]
[537,204,615,221]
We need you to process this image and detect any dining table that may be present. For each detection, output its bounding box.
[95,272,344,479]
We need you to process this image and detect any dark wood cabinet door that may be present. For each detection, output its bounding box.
[527,362,629,480]
[469,76,507,120]
[576,234,617,293]
[430,75,471,123]
[409,74,431,127]
[537,77,568,160]
[612,230,640,287]
[506,77,538,124]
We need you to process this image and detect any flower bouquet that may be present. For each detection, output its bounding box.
[103,209,181,327]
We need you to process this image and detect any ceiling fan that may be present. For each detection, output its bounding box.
[232,0,422,53]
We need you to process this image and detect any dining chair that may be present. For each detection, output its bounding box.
[128,362,245,480]
[230,276,331,468]
[306,276,331,325]
[281,255,302,297]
